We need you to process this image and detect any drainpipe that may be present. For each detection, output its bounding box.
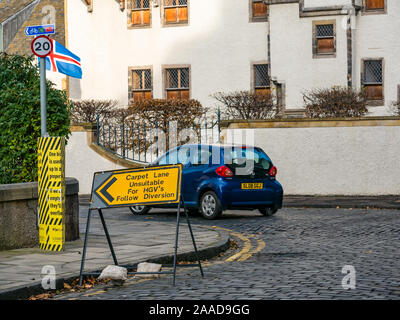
[347,1,360,89]
[263,1,284,115]
[346,6,354,88]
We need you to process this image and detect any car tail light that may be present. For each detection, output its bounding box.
[269,166,277,177]
[216,166,234,178]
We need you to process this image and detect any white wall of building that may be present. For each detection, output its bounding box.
[355,0,400,116]
[269,3,348,109]
[66,0,269,111]
[304,0,352,8]
[269,1,400,115]
[65,130,127,194]
[224,125,400,195]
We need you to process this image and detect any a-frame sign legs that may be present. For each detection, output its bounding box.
[79,208,91,286]
[79,208,118,286]
[98,209,118,266]
[172,197,204,285]
[172,199,181,286]
[182,199,204,278]
[79,199,204,287]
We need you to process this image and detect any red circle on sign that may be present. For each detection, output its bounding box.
[31,35,53,58]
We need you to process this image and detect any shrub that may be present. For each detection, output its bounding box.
[70,99,118,123]
[212,90,279,120]
[303,86,368,118]
[128,99,206,151]
[0,53,71,184]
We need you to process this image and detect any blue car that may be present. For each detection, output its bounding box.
[130,144,283,220]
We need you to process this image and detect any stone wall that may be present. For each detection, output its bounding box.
[0,178,79,251]
[222,117,400,196]
[6,0,65,55]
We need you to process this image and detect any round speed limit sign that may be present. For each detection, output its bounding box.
[31,35,53,58]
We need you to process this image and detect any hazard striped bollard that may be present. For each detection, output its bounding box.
[38,137,66,251]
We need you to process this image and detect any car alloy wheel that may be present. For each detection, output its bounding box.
[202,195,216,216]
[129,206,150,215]
[200,191,222,220]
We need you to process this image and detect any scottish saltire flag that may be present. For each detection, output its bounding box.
[38,39,82,79]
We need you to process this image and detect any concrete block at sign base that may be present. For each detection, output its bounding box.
[98,265,128,286]
[135,262,162,278]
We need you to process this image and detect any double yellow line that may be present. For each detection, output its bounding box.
[209,226,266,262]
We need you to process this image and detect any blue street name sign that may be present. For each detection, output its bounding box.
[25,24,55,37]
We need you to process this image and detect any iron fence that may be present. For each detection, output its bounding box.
[96,110,221,164]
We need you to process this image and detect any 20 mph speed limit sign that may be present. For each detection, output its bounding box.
[31,35,53,58]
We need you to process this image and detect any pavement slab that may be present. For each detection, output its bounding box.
[0,206,229,299]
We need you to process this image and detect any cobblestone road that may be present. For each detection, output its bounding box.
[57,207,400,300]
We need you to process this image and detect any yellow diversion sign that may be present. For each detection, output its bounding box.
[90,165,183,209]
[38,137,65,251]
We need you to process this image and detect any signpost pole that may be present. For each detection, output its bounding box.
[172,200,181,286]
[40,57,47,137]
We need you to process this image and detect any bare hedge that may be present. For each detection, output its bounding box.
[128,98,206,150]
[213,90,279,120]
[69,99,118,123]
[303,87,368,118]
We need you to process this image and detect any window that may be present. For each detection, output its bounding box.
[315,24,335,55]
[165,67,190,100]
[313,21,336,58]
[129,0,151,27]
[253,64,270,95]
[362,59,383,102]
[129,67,152,101]
[251,0,268,21]
[364,0,386,12]
[164,0,188,25]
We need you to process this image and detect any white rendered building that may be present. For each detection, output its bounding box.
[66,0,400,116]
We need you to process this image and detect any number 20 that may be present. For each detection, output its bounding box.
[35,41,50,51]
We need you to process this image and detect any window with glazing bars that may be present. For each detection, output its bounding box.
[130,69,152,101]
[165,67,190,100]
[253,64,270,95]
[316,24,335,54]
[252,0,268,20]
[130,0,150,26]
[164,0,188,24]
[365,0,385,11]
[363,60,383,101]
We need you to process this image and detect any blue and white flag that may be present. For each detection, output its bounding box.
[39,39,82,79]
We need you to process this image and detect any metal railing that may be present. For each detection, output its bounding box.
[96,110,221,164]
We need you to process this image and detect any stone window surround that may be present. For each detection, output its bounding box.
[250,61,270,92]
[161,0,190,28]
[361,57,385,107]
[312,19,337,59]
[361,0,387,15]
[249,0,268,23]
[398,85,400,104]
[128,65,154,101]
[127,0,153,29]
[161,64,191,99]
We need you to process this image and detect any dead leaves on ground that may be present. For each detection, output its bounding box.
[28,276,111,300]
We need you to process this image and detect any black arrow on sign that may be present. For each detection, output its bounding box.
[98,177,117,202]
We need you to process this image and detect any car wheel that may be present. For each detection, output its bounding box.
[200,191,222,220]
[129,206,150,215]
[259,207,278,217]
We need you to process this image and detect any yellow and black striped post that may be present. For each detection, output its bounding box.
[38,137,66,252]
